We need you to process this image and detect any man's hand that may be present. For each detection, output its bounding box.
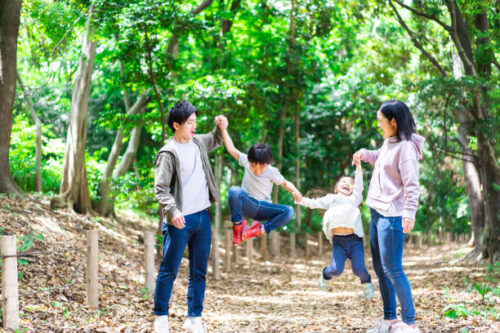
[402,217,415,233]
[171,212,186,229]
[215,115,228,130]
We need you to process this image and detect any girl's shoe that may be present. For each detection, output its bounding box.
[154,315,169,333]
[366,318,395,333]
[390,322,420,333]
[182,317,207,333]
[362,282,374,299]
[319,271,329,291]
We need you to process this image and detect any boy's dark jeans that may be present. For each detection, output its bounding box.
[323,234,371,284]
[228,186,295,234]
[370,208,415,324]
[154,209,211,317]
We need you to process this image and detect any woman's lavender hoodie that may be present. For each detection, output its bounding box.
[360,134,425,220]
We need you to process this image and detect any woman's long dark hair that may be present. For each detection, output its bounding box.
[379,100,416,140]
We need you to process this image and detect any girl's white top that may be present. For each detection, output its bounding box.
[297,170,364,243]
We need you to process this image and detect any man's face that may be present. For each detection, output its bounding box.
[174,113,197,140]
[249,162,268,176]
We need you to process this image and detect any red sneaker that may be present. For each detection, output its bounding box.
[242,221,262,240]
[232,219,247,245]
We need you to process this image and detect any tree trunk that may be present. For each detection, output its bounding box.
[270,101,287,258]
[0,0,23,196]
[17,72,42,192]
[114,126,142,178]
[96,93,148,216]
[50,5,97,214]
[451,46,486,261]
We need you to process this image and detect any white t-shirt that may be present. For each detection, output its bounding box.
[239,153,284,202]
[174,140,211,215]
[297,170,365,242]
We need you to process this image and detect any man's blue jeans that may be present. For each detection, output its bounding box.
[370,208,415,324]
[154,209,211,317]
[323,234,371,284]
[227,186,295,234]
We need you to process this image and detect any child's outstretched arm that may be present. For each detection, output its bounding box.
[296,193,335,210]
[280,179,302,201]
[352,159,364,206]
[220,125,242,161]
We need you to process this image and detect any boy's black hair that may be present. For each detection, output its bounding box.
[167,101,199,132]
[247,143,273,165]
[379,100,416,141]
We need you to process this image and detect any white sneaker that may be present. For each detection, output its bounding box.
[182,316,207,333]
[319,271,330,291]
[362,282,374,299]
[154,315,169,333]
[391,322,421,333]
[366,318,394,333]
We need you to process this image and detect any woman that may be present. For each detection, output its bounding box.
[353,100,424,333]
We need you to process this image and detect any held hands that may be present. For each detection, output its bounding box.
[352,150,363,166]
[215,115,228,131]
[292,191,302,203]
[172,212,186,229]
[402,217,415,233]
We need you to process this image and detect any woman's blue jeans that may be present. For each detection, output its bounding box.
[323,234,371,284]
[154,209,211,317]
[227,186,295,234]
[370,208,415,324]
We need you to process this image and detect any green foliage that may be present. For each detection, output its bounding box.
[444,304,469,319]
[473,282,492,303]
[10,0,497,245]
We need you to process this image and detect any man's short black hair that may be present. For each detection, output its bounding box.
[248,143,273,165]
[167,101,199,132]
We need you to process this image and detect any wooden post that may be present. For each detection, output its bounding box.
[233,243,239,265]
[246,238,253,267]
[144,231,155,293]
[86,230,99,308]
[318,232,323,257]
[212,231,220,280]
[224,229,232,272]
[290,233,296,258]
[260,234,268,262]
[305,234,310,259]
[270,232,280,258]
[1,236,19,330]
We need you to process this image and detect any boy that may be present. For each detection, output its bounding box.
[153,100,227,333]
[220,125,301,245]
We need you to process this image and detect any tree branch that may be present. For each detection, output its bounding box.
[493,58,500,71]
[389,0,448,77]
[393,0,451,31]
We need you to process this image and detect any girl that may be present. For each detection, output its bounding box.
[295,159,374,299]
[353,100,424,333]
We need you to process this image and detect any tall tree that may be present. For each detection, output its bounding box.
[389,0,499,260]
[50,4,97,214]
[0,0,23,196]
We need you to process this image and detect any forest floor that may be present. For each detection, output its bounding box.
[0,194,498,333]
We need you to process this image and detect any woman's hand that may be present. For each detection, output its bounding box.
[402,217,415,233]
[171,212,186,229]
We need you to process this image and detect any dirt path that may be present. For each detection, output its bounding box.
[1,196,498,332]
